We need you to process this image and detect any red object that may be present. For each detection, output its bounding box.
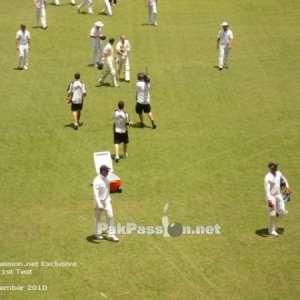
[110,178,122,192]
[268,200,274,208]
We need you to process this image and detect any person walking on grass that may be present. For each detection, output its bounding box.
[16,24,31,70]
[216,21,233,70]
[113,101,134,162]
[93,165,119,242]
[135,72,156,129]
[67,73,87,130]
[264,161,291,236]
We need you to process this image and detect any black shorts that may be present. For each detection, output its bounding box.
[71,102,83,111]
[114,132,129,144]
[135,103,151,114]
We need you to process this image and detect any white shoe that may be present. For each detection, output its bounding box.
[123,153,128,158]
[108,235,119,242]
[23,66,28,70]
[268,230,279,237]
[95,234,104,240]
[115,156,119,162]
[77,5,80,12]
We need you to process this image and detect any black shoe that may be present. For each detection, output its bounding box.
[219,67,222,71]
[152,124,156,129]
[140,123,145,128]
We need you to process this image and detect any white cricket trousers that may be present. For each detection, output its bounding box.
[148,3,157,25]
[218,45,230,68]
[94,200,115,236]
[117,56,130,81]
[17,45,29,69]
[78,0,93,13]
[268,194,287,232]
[92,44,103,65]
[101,57,118,87]
[36,7,47,28]
[103,0,112,16]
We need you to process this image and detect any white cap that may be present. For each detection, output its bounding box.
[221,22,229,27]
[95,21,104,27]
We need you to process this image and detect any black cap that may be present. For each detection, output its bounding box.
[100,165,110,173]
[268,161,279,167]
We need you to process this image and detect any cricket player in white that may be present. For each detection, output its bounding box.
[16,24,31,70]
[90,22,105,66]
[93,165,119,242]
[264,162,289,236]
[34,0,47,29]
[116,35,131,82]
[216,22,233,70]
[145,0,158,26]
[77,0,93,14]
[98,38,119,87]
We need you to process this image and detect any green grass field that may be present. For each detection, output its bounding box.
[1,0,300,299]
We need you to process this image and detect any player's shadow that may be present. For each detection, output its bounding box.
[255,227,284,238]
[213,65,228,70]
[86,234,101,244]
[86,234,117,243]
[64,123,84,129]
[130,123,153,129]
[95,83,114,88]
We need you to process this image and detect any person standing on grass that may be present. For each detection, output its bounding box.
[93,165,119,242]
[135,72,156,129]
[145,0,158,26]
[116,34,131,82]
[113,101,134,162]
[90,21,105,66]
[264,161,290,237]
[16,24,31,70]
[216,22,233,70]
[67,73,87,130]
[34,0,47,30]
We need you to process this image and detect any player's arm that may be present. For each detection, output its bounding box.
[228,37,233,49]
[28,37,32,50]
[16,38,19,50]
[264,178,274,207]
[93,184,105,210]
[82,84,87,98]
[216,37,220,49]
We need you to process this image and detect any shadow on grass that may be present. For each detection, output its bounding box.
[256,227,284,238]
[86,234,101,244]
[64,123,83,129]
[130,123,153,129]
[94,83,116,88]
[86,234,119,243]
